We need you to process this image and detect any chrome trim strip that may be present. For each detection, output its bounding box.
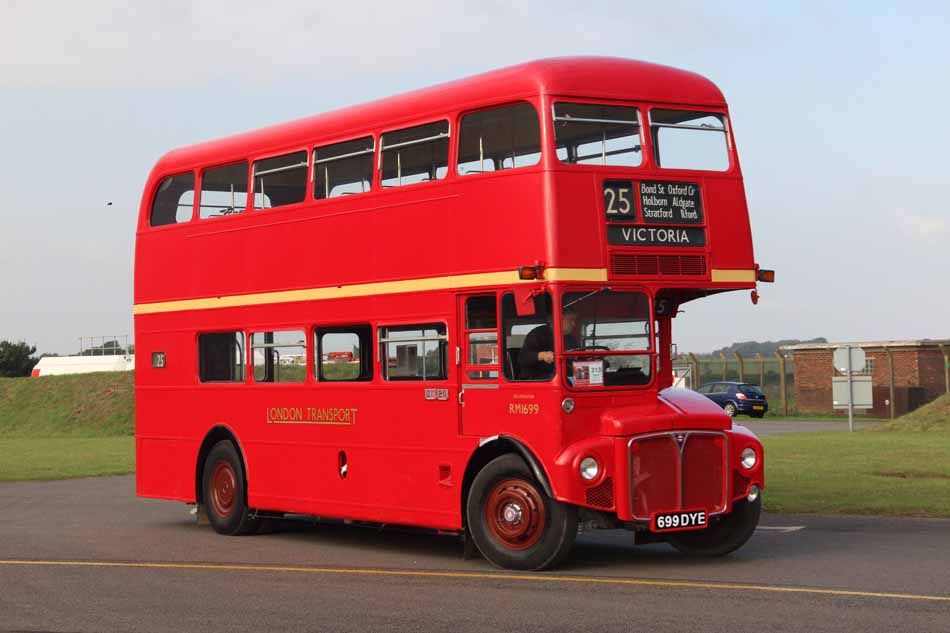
[461,383,499,390]
[627,430,729,522]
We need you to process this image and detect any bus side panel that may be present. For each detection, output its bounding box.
[704,178,755,270]
[135,436,198,502]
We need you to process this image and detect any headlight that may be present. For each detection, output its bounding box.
[562,398,575,414]
[741,447,757,469]
[579,457,599,481]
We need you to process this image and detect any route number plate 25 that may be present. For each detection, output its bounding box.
[651,509,708,532]
[603,180,636,221]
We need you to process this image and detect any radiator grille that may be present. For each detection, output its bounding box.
[585,477,614,509]
[611,254,706,277]
[629,432,728,520]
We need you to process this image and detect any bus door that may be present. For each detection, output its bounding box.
[458,294,503,436]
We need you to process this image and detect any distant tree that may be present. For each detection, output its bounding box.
[700,338,828,358]
[0,340,39,377]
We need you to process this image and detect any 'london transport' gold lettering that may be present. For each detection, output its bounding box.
[266,406,359,425]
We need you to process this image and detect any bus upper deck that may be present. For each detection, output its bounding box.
[135,57,759,315]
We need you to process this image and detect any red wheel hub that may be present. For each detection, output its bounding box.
[484,478,546,550]
[209,460,237,518]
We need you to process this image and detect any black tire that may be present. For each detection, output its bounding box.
[723,402,738,417]
[202,440,260,536]
[466,454,577,571]
[665,496,761,556]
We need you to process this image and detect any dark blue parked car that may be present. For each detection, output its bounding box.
[696,382,769,418]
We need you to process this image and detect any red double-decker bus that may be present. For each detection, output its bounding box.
[135,57,770,570]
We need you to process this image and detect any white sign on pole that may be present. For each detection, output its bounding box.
[833,347,866,373]
[832,376,873,409]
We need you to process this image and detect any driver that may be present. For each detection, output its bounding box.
[518,312,579,379]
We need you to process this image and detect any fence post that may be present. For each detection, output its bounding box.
[734,352,745,382]
[887,348,895,419]
[941,344,949,394]
[688,353,700,389]
[757,353,765,387]
[720,352,727,380]
[775,350,788,416]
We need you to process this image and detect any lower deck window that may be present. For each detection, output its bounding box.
[379,324,447,380]
[317,326,373,381]
[199,332,245,382]
[251,330,306,383]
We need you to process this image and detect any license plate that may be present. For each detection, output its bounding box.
[752,405,764,410]
[651,509,708,532]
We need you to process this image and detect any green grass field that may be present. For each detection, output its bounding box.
[0,372,135,481]
[0,437,135,482]
[762,394,950,517]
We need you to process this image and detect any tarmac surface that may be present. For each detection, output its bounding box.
[1,475,948,632]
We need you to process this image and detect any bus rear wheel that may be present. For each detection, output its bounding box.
[665,496,761,556]
[202,440,260,536]
[466,454,577,570]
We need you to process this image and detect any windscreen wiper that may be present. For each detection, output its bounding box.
[563,287,610,310]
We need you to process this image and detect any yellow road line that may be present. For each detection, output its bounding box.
[1,559,947,603]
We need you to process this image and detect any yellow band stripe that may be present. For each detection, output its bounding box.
[1,559,947,603]
[133,267,608,315]
[711,269,756,283]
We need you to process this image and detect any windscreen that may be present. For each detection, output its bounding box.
[561,290,652,387]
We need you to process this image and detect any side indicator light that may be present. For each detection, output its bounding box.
[757,269,775,283]
[518,265,543,280]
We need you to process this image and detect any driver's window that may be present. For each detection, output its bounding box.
[501,292,553,381]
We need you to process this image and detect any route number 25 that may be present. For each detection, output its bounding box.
[603,181,635,220]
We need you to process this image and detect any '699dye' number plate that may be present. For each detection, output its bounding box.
[651,509,708,533]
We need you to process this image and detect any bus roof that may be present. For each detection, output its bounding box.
[153,57,726,173]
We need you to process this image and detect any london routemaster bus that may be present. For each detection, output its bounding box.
[135,57,771,570]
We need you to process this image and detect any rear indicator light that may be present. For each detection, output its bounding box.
[736,393,747,400]
[757,269,775,283]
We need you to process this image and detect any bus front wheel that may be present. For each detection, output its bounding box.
[202,440,260,536]
[466,454,577,570]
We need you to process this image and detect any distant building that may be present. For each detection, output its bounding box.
[782,340,950,417]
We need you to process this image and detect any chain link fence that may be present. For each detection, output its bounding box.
[674,353,796,415]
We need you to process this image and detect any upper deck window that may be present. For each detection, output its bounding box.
[150,172,195,227]
[457,103,541,175]
[554,103,642,167]
[380,121,449,188]
[314,136,374,199]
[253,152,308,209]
[200,162,249,219]
[650,109,729,171]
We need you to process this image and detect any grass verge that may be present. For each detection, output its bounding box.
[0,372,134,438]
[0,437,135,482]
[762,430,950,517]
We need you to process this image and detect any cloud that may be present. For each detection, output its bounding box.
[896,210,947,242]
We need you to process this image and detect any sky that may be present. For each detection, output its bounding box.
[1,0,948,355]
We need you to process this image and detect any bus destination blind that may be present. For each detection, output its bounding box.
[607,225,707,247]
[604,180,706,246]
[639,181,703,224]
